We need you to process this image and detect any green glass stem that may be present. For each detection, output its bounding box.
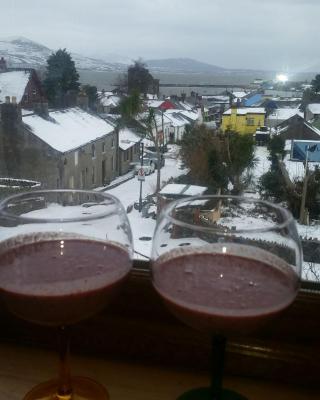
[210,335,226,399]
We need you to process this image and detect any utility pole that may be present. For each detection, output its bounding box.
[138,142,144,212]
[299,144,317,224]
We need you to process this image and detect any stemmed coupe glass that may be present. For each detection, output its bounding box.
[0,190,133,400]
[151,195,301,400]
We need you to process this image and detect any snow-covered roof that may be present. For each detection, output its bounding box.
[146,93,158,100]
[119,128,141,150]
[268,108,303,121]
[231,91,248,98]
[305,121,320,136]
[202,95,230,103]
[176,101,194,111]
[23,107,114,153]
[223,107,265,115]
[100,95,120,108]
[0,70,31,103]
[178,109,199,121]
[165,110,189,127]
[146,100,164,108]
[307,103,320,115]
[160,184,207,196]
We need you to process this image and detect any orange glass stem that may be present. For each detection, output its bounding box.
[57,326,72,397]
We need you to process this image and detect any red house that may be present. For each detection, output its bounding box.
[159,100,176,111]
[0,58,46,109]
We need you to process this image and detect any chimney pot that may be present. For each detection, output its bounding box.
[5,96,10,104]
[12,96,17,104]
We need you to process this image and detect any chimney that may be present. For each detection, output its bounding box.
[33,101,49,117]
[0,57,7,72]
[77,90,89,111]
[1,101,22,127]
[12,96,17,104]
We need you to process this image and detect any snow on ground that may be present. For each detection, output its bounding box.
[252,146,271,185]
[283,155,320,182]
[106,148,188,259]
[107,151,187,210]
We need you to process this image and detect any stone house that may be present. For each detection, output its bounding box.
[305,104,320,122]
[0,101,118,189]
[98,91,121,114]
[118,128,141,176]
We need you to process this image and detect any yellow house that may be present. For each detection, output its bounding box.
[221,106,265,134]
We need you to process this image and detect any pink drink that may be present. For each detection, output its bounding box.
[153,244,299,335]
[0,238,131,326]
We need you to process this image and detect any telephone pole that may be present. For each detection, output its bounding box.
[299,144,317,224]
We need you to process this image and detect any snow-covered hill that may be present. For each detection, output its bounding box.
[0,36,127,71]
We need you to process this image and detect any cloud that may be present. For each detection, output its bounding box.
[0,0,319,70]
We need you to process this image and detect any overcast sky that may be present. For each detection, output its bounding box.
[1,0,320,71]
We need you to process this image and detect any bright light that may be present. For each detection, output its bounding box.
[276,74,288,83]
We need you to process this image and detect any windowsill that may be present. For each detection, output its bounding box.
[0,261,319,389]
[0,342,318,400]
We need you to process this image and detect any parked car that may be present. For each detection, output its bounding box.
[144,150,165,169]
[133,158,155,175]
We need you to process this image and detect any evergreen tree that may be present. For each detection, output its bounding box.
[267,135,285,167]
[311,74,320,93]
[82,84,98,111]
[225,131,257,193]
[118,90,142,122]
[44,49,80,107]
[180,127,256,193]
[127,60,156,95]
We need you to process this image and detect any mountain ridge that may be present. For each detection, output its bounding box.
[0,36,271,74]
[145,57,226,73]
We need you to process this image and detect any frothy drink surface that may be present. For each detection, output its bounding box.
[153,244,298,334]
[0,238,131,325]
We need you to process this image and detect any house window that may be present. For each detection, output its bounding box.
[247,118,255,126]
[69,175,74,189]
[102,142,106,153]
[92,144,96,158]
[74,151,78,166]
[81,170,85,188]
[111,136,115,148]
[92,166,95,184]
[111,156,114,171]
[32,89,37,96]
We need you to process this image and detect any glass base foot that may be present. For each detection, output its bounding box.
[177,387,247,400]
[23,376,109,400]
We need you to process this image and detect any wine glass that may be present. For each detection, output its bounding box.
[0,190,133,400]
[151,195,301,400]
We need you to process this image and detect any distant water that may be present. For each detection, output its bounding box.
[78,70,314,97]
